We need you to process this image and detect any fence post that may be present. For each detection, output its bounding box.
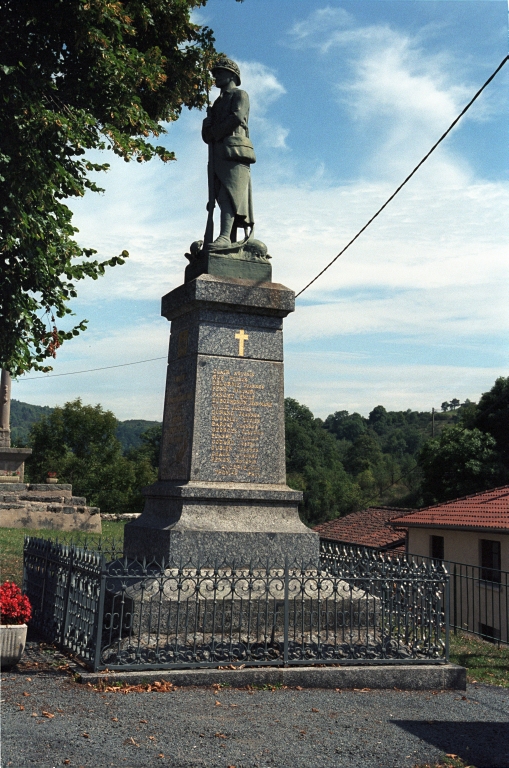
[453,562,457,636]
[283,558,289,666]
[61,546,75,648]
[445,574,450,662]
[93,554,107,673]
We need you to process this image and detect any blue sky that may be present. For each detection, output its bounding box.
[14,0,509,421]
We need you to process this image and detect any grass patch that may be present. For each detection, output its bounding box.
[449,630,509,688]
[0,521,127,585]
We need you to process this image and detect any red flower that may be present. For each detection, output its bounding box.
[0,582,32,625]
[47,471,57,478]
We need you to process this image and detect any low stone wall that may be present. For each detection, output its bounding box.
[0,483,101,532]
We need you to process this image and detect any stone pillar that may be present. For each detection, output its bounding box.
[0,369,11,448]
[124,274,319,566]
[0,369,32,482]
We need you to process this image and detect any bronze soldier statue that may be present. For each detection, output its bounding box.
[202,57,255,250]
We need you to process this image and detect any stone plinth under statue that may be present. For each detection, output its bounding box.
[124,274,319,565]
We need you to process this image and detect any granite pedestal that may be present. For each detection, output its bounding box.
[124,274,319,566]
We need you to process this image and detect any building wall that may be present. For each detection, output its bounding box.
[407,527,509,571]
[408,527,508,641]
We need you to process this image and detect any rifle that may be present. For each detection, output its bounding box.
[203,78,215,247]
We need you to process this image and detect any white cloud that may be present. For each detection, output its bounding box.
[237,60,289,148]
[284,354,503,418]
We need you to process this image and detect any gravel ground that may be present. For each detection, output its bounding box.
[1,643,508,768]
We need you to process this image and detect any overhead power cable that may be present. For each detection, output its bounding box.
[14,56,509,382]
[295,54,509,298]
[17,356,167,381]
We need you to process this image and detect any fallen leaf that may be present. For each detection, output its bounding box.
[31,713,38,718]
[462,696,468,701]
[111,717,118,722]
[139,719,148,723]
[42,711,55,719]
[215,732,227,739]
[311,708,319,713]
[149,736,155,740]
[17,705,25,711]
[22,692,30,697]
[215,700,222,706]
[56,708,64,713]
[26,677,32,682]
[157,754,164,759]
[295,686,303,691]
[300,730,307,735]
[82,732,89,738]
[335,688,342,693]
[63,761,70,765]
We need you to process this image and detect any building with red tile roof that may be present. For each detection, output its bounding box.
[389,486,509,643]
[313,507,410,551]
[390,486,509,533]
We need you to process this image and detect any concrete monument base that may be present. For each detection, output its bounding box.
[124,480,318,564]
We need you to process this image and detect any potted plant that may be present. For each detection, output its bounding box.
[46,471,58,484]
[0,582,32,669]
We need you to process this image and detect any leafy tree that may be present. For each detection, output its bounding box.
[1,0,218,374]
[284,399,361,525]
[26,399,156,514]
[441,402,450,412]
[465,377,509,464]
[368,405,389,435]
[127,423,162,468]
[419,426,506,504]
[450,398,460,410]
[324,410,367,442]
[342,433,383,476]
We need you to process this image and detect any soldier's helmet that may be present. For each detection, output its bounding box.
[211,56,241,86]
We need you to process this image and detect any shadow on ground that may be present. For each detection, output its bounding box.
[393,720,509,768]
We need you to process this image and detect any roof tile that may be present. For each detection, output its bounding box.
[391,485,509,531]
[314,507,409,548]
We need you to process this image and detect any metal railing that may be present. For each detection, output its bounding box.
[321,540,509,646]
[24,537,449,672]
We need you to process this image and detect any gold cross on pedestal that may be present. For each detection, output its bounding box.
[235,329,249,356]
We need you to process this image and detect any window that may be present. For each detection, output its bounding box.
[430,535,444,560]
[480,539,501,583]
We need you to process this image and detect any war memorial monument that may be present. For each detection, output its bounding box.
[124,57,319,565]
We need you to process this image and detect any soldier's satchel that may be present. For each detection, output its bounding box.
[223,135,256,164]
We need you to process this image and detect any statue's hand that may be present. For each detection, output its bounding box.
[202,115,212,128]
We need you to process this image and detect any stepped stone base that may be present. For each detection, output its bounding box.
[124,481,319,566]
[0,483,101,532]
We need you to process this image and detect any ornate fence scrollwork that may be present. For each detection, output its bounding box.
[24,538,449,671]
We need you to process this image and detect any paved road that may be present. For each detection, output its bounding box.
[1,650,508,768]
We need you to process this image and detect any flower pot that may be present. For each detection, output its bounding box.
[46,477,58,484]
[0,624,27,669]
[0,476,19,483]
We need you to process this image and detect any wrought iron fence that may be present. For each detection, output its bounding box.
[321,540,509,646]
[24,537,449,672]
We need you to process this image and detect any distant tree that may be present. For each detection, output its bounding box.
[27,399,156,513]
[441,402,450,412]
[368,405,389,435]
[450,398,460,410]
[419,426,506,504]
[342,433,383,476]
[127,424,162,469]
[324,410,367,442]
[465,377,509,465]
[284,399,362,525]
